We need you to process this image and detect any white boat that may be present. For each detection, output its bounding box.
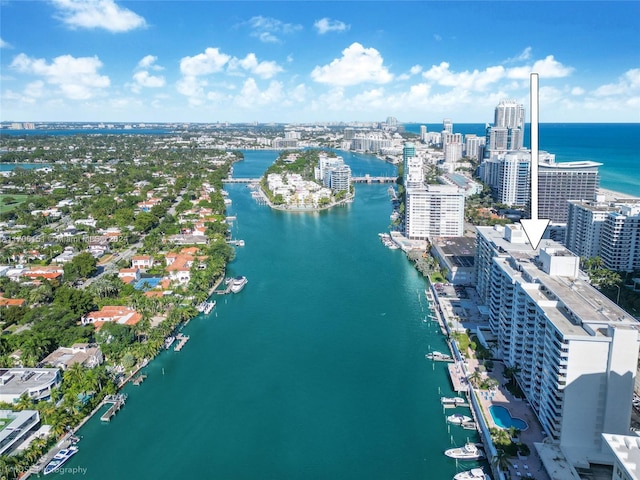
[453,467,491,480]
[426,351,452,361]
[163,336,175,349]
[230,276,247,293]
[441,397,466,405]
[444,442,485,460]
[447,414,473,425]
[44,446,78,475]
[203,301,216,314]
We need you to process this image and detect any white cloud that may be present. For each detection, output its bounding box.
[592,68,640,96]
[314,18,350,34]
[24,81,45,99]
[507,55,573,79]
[433,34,442,42]
[0,38,11,49]
[311,43,393,86]
[229,53,283,79]
[422,62,505,91]
[10,53,110,100]
[235,79,283,108]
[133,71,165,88]
[176,76,207,106]
[51,0,146,33]
[504,47,532,63]
[571,86,585,96]
[180,48,231,76]
[137,55,163,71]
[246,16,302,43]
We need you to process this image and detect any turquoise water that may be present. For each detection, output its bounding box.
[67,151,476,479]
[489,406,528,431]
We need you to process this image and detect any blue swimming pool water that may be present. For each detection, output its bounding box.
[133,277,162,290]
[489,405,528,431]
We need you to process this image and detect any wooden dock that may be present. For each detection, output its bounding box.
[174,333,190,351]
[132,374,147,385]
[100,394,127,422]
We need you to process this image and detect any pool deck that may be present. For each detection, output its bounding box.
[465,357,550,480]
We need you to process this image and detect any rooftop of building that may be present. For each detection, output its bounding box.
[431,237,476,268]
[0,368,60,396]
[602,433,640,480]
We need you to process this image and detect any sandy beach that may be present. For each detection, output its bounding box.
[597,187,640,201]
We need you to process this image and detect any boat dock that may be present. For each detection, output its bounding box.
[132,374,147,386]
[100,394,127,422]
[447,362,469,392]
[174,333,190,351]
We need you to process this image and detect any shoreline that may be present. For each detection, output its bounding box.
[597,187,640,201]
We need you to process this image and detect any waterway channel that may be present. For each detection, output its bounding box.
[69,150,479,479]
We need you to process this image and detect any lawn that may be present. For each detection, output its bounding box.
[0,194,29,213]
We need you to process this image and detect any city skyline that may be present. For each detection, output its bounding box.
[1,1,639,124]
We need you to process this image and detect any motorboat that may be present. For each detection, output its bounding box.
[441,397,466,405]
[447,414,473,425]
[444,442,485,460]
[453,467,491,480]
[426,351,452,361]
[44,446,78,475]
[203,301,216,314]
[230,276,247,293]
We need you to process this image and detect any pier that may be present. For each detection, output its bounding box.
[100,394,127,422]
[132,374,147,386]
[174,333,190,351]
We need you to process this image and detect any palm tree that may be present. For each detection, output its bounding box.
[491,448,512,474]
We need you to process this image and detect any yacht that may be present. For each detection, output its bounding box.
[441,397,466,405]
[453,467,491,480]
[203,301,216,314]
[230,276,248,293]
[444,442,485,460]
[447,414,473,425]
[44,446,78,475]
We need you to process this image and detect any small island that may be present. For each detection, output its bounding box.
[260,150,354,211]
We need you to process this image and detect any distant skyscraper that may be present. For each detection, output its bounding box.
[443,118,453,135]
[402,142,416,176]
[464,134,485,161]
[484,100,525,155]
[420,125,427,142]
[494,99,525,129]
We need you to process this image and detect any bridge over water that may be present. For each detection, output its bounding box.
[222,175,396,184]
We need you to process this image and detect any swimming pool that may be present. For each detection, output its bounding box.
[489,405,528,431]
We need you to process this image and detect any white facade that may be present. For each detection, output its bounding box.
[600,204,640,273]
[0,410,40,456]
[565,199,613,258]
[602,434,640,480]
[475,225,640,467]
[405,184,464,239]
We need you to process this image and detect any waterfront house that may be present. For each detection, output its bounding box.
[0,368,62,403]
[82,305,142,330]
[41,343,104,370]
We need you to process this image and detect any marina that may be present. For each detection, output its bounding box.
[196,300,216,314]
[132,374,147,386]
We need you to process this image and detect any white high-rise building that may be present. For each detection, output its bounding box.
[475,224,640,467]
[405,184,464,239]
[405,156,424,189]
[600,204,640,273]
[464,134,485,161]
[443,118,453,135]
[494,99,525,129]
[565,198,613,258]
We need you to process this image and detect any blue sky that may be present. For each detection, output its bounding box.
[1,1,639,123]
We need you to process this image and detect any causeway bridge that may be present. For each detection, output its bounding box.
[222,175,396,184]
